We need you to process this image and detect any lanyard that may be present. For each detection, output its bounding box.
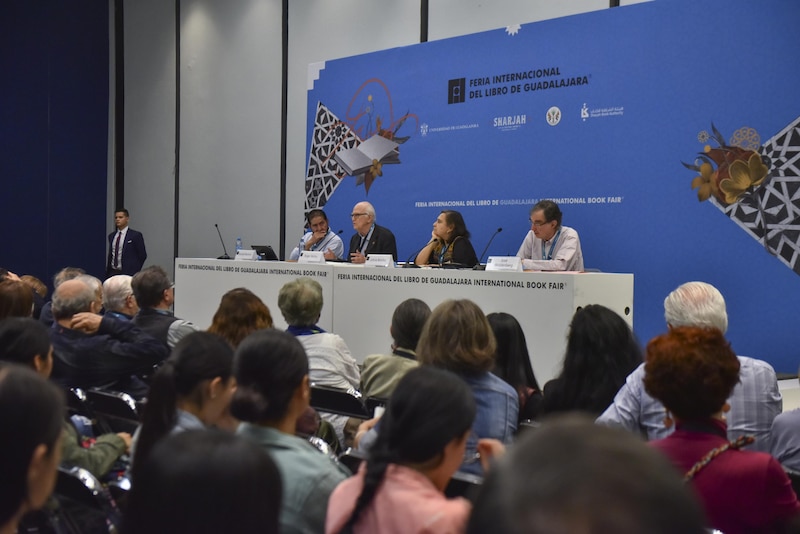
[541,228,562,261]
[359,225,375,254]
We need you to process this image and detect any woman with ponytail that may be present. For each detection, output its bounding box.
[131,331,235,478]
[326,366,501,534]
[233,329,350,534]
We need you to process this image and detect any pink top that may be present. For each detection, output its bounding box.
[325,464,471,534]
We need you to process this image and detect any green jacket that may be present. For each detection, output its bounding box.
[61,422,127,478]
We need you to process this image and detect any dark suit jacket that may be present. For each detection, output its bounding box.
[107,228,147,276]
[348,224,398,261]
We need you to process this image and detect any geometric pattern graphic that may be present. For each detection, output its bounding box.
[712,115,800,274]
[304,101,361,211]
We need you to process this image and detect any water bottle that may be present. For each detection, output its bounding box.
[235,237,243,254]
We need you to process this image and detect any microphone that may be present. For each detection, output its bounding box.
[403,239,437,268]
[475,227,502,268]
[215,224,231,259]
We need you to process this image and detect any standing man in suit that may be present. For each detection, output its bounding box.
[107,208,147,277]
[347,201,397,263]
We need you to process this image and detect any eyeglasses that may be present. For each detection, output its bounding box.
[529,219,552,227]
[350,213,368,219]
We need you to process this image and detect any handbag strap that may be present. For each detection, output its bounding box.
[684,435,755,482]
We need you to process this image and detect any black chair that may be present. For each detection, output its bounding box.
[364,396,388,418]
[310,384,370,419]
[53,466,123,533]
[444,470,483,499]
[785,467,800,499]
[338,447,367,473]
[84,389,140,434]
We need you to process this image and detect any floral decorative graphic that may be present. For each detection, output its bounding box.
[683,123,771,206]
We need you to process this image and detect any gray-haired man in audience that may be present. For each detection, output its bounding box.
[596,281,781,452]
[103,275,139,320]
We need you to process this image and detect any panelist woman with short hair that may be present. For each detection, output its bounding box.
[414,210,478,267]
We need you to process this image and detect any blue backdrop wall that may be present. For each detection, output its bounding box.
[305,0,800,373]
[1,1,110,285]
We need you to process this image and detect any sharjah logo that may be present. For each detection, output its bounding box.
[546,106,561,126]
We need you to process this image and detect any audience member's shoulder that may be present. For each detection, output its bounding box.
[737,355,777,375]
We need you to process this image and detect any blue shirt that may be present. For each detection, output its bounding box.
[237,423,350,534]
[596,356,782,453]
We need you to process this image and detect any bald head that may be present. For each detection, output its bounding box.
[52,279,96,320]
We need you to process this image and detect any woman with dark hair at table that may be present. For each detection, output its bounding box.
[327,366,502,534]
[541,304,641,417]
[414,210,479,267]
[645,327,800,534]
[487,312,543,422]
[207,287,273,348]
[131,331,236,477]
[0,364,64,534]
[233,329,350,534]
[124,430,282,534]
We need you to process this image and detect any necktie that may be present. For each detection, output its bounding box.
[359,235,367,253]
[114,232,122,269]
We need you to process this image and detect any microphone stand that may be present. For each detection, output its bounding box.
[474,227,503,270]
[402,239,437,268]
[215,224,231,259]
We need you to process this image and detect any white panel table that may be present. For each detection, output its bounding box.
[174,259,633,384]
[331,265,633,384]
[174,258,334,331]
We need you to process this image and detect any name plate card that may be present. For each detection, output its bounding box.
[298,250,326,264]
[365,254,395,268]
[485,256,523,272]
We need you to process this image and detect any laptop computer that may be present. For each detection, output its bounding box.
[251,245,279,261]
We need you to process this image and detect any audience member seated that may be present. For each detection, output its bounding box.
[347,201,397,263]
[770,371,800,471]
[327,367,503,534]
[359,298,430,399]
[233,329,350,534]
[131,332,236,479]
[207,287,273,348]
[0,279,34,319]
[131,266,198,349]
[103,275,139,320]
[0,269,44,319]
[0,318,131,479]
[39,267,85,327]
[467,415,707,534]
[414,210,478,267]
[541,304,641,417]
[123,430,281,534]
[367,299,516,477]
[597,281,781,452]
[19,275,47,319]
[49,279,168,397]
[487,312,543,422]
[0,364,65,534]
[516,199,584,271]
[644,327,800,533]
[278,277,360,443]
